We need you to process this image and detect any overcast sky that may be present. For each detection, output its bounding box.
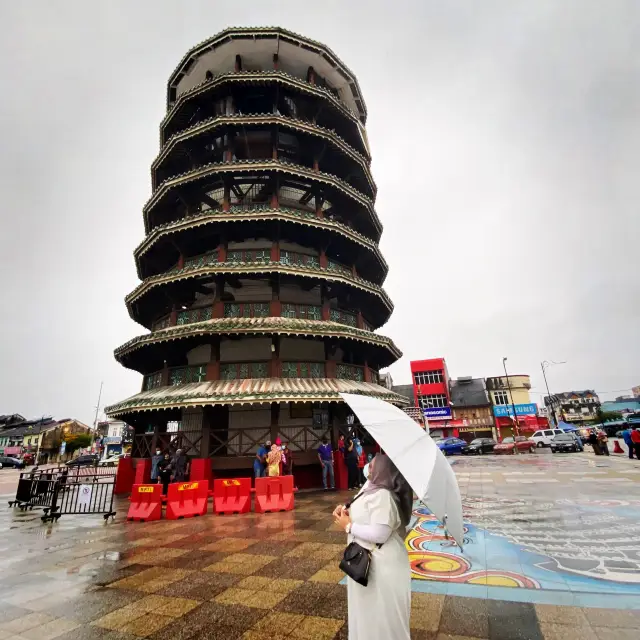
[1,1,638,425]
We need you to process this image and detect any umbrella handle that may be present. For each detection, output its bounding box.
[442,514,449,540]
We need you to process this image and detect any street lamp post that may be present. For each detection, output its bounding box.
[91,381,104,454]
[541,361,566,427]
[502,358,520,438]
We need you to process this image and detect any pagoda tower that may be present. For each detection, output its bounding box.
[106,27,406,473]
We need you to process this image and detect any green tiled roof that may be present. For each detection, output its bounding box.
[105,378,407,417]
[114,316,402,362]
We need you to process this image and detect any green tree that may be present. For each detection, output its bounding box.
[64,433,93,453]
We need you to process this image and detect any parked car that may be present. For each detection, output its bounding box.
[461,438,497,455]
[98,454,122,467]
[66,454,99,468]
[0,456,26,469]
[494,436,535,455]
[551,433,583,453]
[530,428,565,448]
[437,438,467,456]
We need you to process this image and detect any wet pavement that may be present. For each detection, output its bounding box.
[0,451,638,639]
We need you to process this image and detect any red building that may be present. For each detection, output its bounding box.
[410,358,456,438]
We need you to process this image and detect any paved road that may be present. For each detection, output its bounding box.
[0,452,638,639]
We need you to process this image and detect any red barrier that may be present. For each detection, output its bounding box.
[165,481,209,520]
[190,458,213,489]
[255,475,295,513]
[127,484,163,522]
[213,478,252,515]
[134,458,151,485]
[115,456,135,495]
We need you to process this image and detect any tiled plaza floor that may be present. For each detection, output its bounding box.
[0,451,638,639]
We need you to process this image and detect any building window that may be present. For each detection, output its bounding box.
[494,390,510,405]
[413,370,443,385]
[418,394,448,409]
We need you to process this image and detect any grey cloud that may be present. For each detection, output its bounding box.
[0,0,637,422]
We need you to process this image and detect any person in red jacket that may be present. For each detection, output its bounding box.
[630,428,640,460]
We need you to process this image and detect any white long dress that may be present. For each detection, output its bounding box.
[347,488,411,640]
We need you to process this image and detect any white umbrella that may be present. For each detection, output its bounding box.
[341,392,464,548]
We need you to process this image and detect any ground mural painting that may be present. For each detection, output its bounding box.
[407,497,640,595]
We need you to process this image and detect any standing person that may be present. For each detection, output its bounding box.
[346,438,359,490]
[282,443,293,476]
[150,448,163,483]
[266,443,282,477]
[158,453,172,496]
[254,440,269,481]
[587,430,601,455]
[623,428,635,459]
[173,449,189,481]
[597,431,610,456]
[318,437,335,490]
[354,438,366,487]
[631,428,640,460]
[333,454,412,640]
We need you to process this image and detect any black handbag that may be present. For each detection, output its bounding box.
[338,492,381,587]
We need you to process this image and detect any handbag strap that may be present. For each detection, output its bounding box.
[344,490,383,549]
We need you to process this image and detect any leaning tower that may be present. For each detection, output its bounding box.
[106,27,405,477]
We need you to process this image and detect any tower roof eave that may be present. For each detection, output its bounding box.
[166,27,367,123]
[105,378,408,417]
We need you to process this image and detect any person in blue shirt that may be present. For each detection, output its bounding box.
[318,438,335,490]
[622,428,635,459]
[254,440,270,479]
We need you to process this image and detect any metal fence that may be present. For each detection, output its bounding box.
[42,474,116,523]
[9,468,116,522]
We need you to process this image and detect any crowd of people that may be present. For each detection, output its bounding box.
[150,448,189,495]
[253,438,293,479]
[622,427,640,459]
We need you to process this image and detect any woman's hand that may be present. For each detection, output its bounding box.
[332,504,348,518]
[334,509,351,531]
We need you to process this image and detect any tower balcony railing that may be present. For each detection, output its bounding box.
[280,303,322,320]
[141,361,380,390]
[281,362,325,378]
[223,302,271,318]
[220,362,269,380]
[134,204,388,281]
[336,363,365,382]
[150,302,367,331]
[170,365,207,385]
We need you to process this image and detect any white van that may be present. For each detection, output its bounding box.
[531,428,564,448]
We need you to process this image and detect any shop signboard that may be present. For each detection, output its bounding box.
[493,403,537,417]
[422,406,452,420]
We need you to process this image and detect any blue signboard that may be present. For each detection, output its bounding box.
[493,403,538,417]
[423,407,452,420]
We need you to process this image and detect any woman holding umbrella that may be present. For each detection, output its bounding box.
[333,454,412,640]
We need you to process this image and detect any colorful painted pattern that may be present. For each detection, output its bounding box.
[408,498,640,597]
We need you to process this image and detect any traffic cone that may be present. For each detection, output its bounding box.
[613,440,624,454]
